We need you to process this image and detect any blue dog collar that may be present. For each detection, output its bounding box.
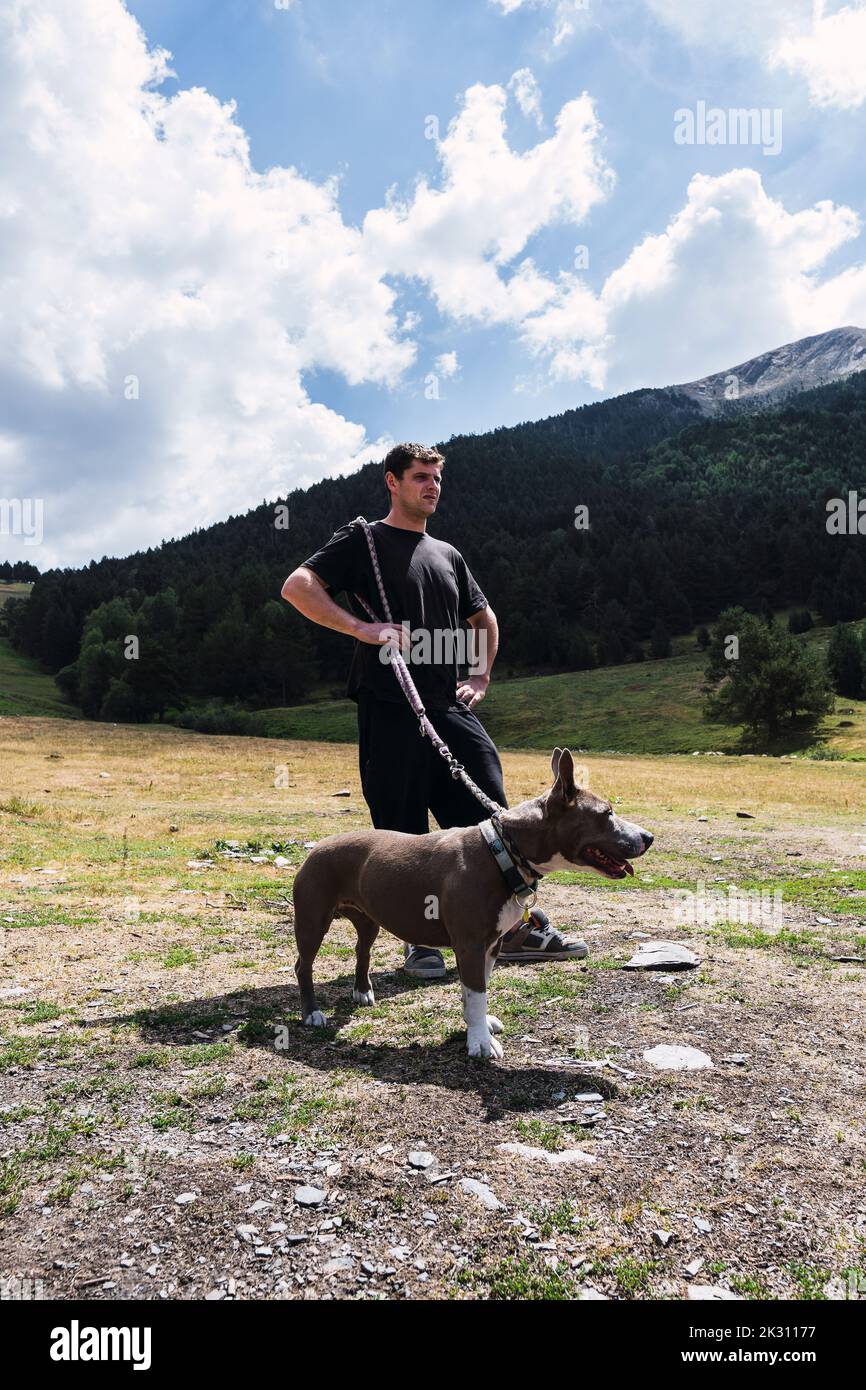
[478,818,540,904]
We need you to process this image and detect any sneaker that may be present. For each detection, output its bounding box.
[403,945,448,979]
[498,908,589,963]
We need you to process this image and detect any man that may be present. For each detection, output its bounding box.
[281,442,587,976]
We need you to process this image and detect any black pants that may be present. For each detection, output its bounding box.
[357,690,508,833]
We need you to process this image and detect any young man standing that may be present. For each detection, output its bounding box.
[281,442,587,976]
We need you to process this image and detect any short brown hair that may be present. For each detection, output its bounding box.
[383,442,445,483]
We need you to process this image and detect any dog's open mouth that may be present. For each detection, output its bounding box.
[582,845,634,879]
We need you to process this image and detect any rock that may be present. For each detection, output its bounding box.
[653,1230,674,1247]
[407,1151,436,1170]
[254,1246,273,1258]
[815,916,833,926]
[294,1186,327,1207]
[723,1156,740,1181]
[459,1178,505,1210]
[0,987,32,1000]
[693,1217,712,1234]
[174,1192,197,1205]
[721,1053,749,1065]
[331,790,351,798]
[688,1284,741,1300]
[246,1199,272,1213]
[684,1258,705,1279]
[643,1045,713,1071]
[623,942,701,971]
[574,1091,604,1103]
[576,1287,609,1299]
[498,1143,596,1167]
[274,857,290,868]
[323,1256,354,1273]
[736,811,755,819]
[697,816,708,823]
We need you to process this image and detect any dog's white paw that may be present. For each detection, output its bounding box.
[352,988,375,1006]
[304,1010,327,1028]
[467,1029,504,1060]
[486,1014,504,1035]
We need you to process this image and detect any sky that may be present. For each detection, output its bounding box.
[3,0,866,569]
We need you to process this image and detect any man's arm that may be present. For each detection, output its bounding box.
[281,566,405,649]
[456,606,498,708]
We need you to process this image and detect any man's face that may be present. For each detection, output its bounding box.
[389,462,442,517]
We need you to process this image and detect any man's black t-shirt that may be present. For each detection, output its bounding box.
[301,520,488,710]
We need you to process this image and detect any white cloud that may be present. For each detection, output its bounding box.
[770,2,866,110]
[488,0,590,48]
[0,0,412,568]
[435,351,460,378]
[645,0,866,111]
[362,81,615,325]
[508,67,544,126]
[518,168,866,392]
[0,3,618,567]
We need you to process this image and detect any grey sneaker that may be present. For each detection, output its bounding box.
[403,945,448,979]
[498,908,589,962]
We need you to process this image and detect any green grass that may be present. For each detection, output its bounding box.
[457,1255,581,1300]
[0,623,81,719]
[515,1118,563,1152]
[253,618,866,757]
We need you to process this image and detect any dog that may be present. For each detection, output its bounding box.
[291,748,653,1059]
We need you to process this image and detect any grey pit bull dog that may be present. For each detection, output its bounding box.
[292,748,653,1059]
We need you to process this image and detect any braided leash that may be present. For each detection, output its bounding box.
[349,517,542,899]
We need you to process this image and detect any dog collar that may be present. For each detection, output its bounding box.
[478,818,541,904]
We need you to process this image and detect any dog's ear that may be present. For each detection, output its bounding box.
[551,747,577,803]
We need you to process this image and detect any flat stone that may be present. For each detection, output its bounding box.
[643,1045,713,1071]
[688,1284,742,1300]
[653,1230,674,1247]
[459,1178,505,1210]
[498,1143,596,1167]
[574,1091,604,1103]
[624,942,701,971]
[174,1192,197,1205]
[323,1257,354,1273]
[407,1151,436,1170]
[684,1258,705,1279]
[294,1186,327,1207]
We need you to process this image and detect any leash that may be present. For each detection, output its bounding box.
[349,516,542,916]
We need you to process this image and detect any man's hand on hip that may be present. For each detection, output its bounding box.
[456,674,490,709]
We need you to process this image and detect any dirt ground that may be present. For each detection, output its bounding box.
[0,716,864,1301]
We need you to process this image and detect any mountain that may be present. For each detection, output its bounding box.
[673,326,866,414]
[5,330,866,724]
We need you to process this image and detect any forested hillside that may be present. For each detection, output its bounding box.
[4,370,866,723]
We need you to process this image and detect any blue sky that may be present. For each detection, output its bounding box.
[3,0,866,566]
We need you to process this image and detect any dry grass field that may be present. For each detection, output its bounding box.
[0,714,864,1301]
